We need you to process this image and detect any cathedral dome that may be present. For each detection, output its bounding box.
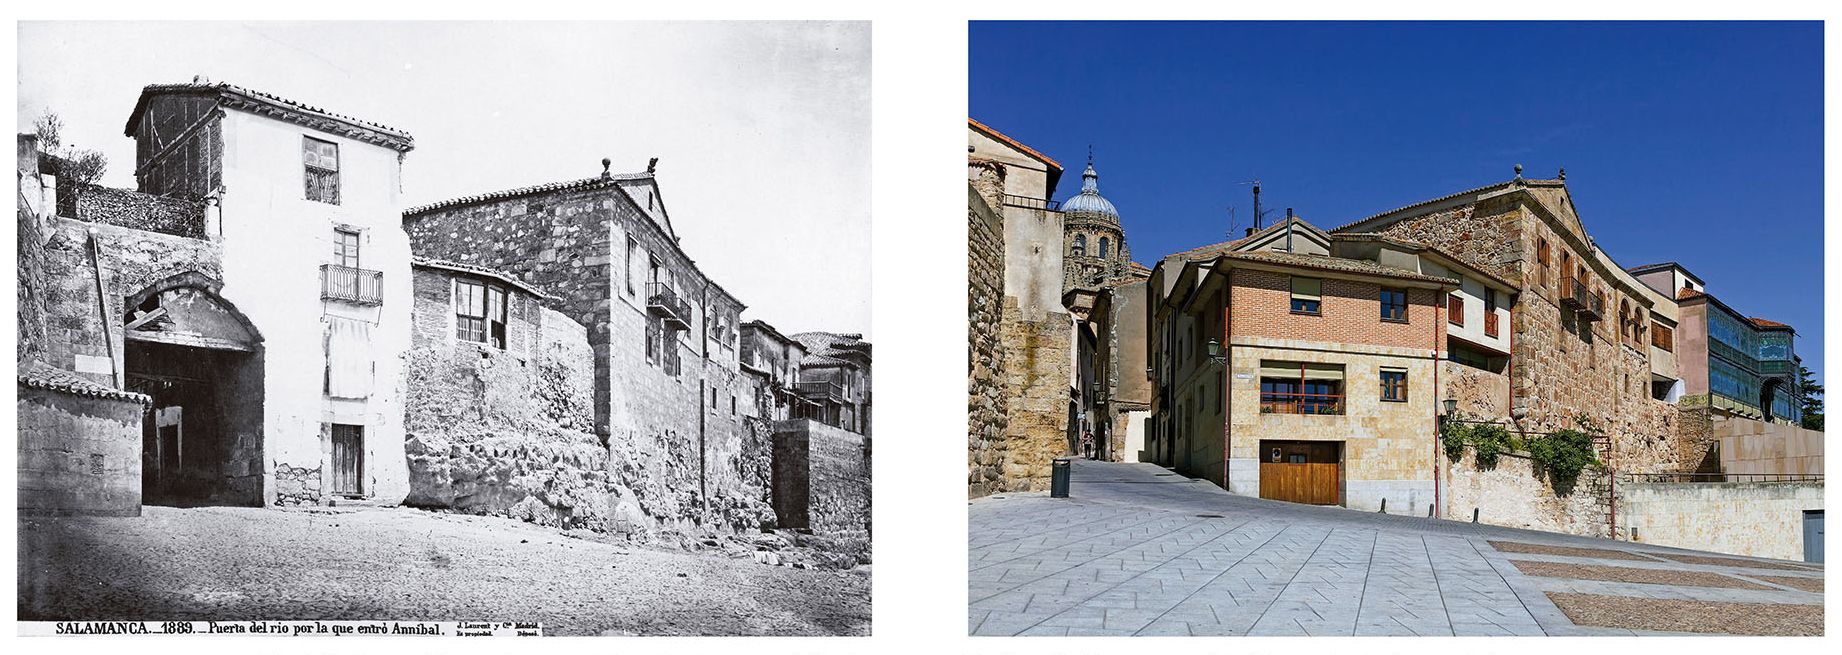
[1060,160,1119,222]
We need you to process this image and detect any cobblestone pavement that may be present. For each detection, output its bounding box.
[19,505,869,636]
[969,460,1822,636]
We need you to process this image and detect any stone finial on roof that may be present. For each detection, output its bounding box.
[1514,163,1523,179]
[647,157,659,174]
[1558,166,1566,181]
[600,157,612,180]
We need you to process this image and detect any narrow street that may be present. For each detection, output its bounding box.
[970,460,1822,636]
[19,505,869,636]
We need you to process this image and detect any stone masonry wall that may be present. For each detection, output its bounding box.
[402,268,622,530]
[39,218,222,389]
[999,297,1073,493]
[17,386,146,516]
[1618,480,1823,561]
[1443,450,1613,537]
[968,174,1010,498]
[71,184,208,239]
[771,419,870,536]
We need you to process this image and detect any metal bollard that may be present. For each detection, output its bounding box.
[1050,457,1073,498]
[1378,498,1387,513]
[1472,507,1480,523]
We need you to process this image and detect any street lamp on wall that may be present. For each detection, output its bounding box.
[1442,398,1459,417]
[1205,337,1225,366]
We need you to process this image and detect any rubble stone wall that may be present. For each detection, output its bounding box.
[72,184,208,239]
[968,176,1010,498]
[1442,451,1613,538]
[17,386,145,516]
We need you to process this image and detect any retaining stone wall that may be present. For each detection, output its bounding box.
[968,177,1009,498]
[17,386,144,516]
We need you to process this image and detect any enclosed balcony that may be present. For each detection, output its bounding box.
[320,264,383,305]
[795,380,846,403]
[646,282,691,329]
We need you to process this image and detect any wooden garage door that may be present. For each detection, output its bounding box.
[1258,440,1340,505]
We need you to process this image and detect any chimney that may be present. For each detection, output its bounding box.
[1284,207,1295,252]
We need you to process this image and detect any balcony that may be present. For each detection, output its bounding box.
[1483,311,1499,338]
[1259,392,1345,415]
[646,282,691,329]
[320,264,383,305]
[795,380,846,403]
[1758,360,1795,376]
[1560,279,1603,321]
[1002,194,1060,212]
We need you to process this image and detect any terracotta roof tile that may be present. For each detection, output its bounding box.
[1216,250,1459,285]
[1749,317,1792,329]
[968,118,1063,171]
[125,81,414,151]
[403,173,653,216]
[1677,288,1706,300]
[18,361,151,405]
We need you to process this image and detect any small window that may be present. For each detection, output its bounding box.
[1380,369,1408,402]
[1380,288,1408,322]
[1290,277,1321,315]
[1448,294,1464,326]
[1653,323,1675,352]
[625,236,639,296]
[1073,234,1087,257]
[455,279,508,348]
[303,137,340,205]
[1099,236,1110,259]
[1536,239,1551,288]
[333,229,361,268]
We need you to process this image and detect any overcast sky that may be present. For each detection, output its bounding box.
[18,21,871,339]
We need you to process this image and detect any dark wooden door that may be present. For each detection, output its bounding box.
[332,424,363,496]
[1258,440,1341,505]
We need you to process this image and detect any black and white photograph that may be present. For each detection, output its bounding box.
[16,20,870,636]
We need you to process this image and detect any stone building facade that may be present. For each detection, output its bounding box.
[967,118,1075,494]
[402,161,865,536]
[19,80,418,511]
[967,164,1011,497]
[792,331,872,436]
[740,319,811,422]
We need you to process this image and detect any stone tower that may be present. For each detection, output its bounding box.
[1060,156,1133,291]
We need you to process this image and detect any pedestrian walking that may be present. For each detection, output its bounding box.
[1081,431,1095,460]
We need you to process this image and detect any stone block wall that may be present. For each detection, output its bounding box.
[17,385,146,516]
[771,419,870,536]
[1713,414,1824,477]
[999,296,1073,493]
[37,217,222,389]
[1618,480,1823,561]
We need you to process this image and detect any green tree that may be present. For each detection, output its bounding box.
[1797,365,1823,431]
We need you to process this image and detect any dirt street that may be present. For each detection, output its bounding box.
[18,505,869,636]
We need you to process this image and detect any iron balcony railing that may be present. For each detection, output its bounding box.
[1561,279,1603,321]
[1002,194,1061,212]
[795,380,846,402]
[320,264,383,305]
[646,282,691,329]
[1259,392,1345,416]
[1623,472,1823,484]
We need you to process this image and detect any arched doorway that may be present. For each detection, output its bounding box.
[122,273,265,506]
[1760,378,1785,422]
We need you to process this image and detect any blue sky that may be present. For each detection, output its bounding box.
[971,21,1824,386]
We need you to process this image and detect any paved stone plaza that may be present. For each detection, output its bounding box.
[969,460,1823,636]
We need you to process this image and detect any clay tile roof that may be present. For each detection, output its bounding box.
[1677,288,1706,300]
[18,361,151,405]
[1329,179,1521,233]
[792,331,871,364]
[968,118,1063,171]
[403,172,655,216]
[125,81,414,151]
[411,258,552,299]
[1217,250,1460,285]
[1750,317,1792,329]
[1129,261,1152,273]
